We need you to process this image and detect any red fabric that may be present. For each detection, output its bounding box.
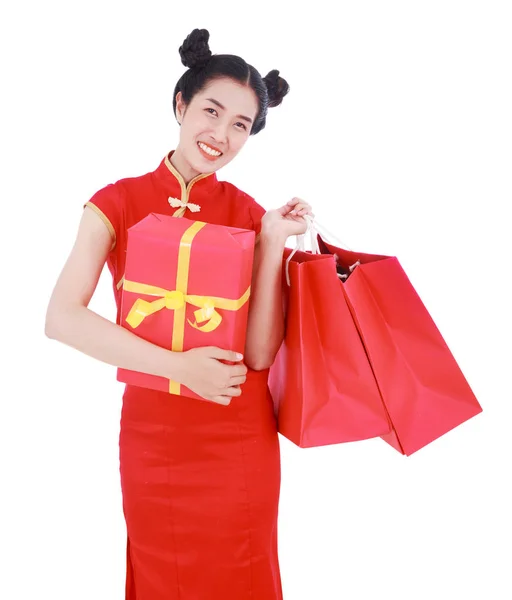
[318,236,483,456]
[117,215,256,399]
[85,150,266,326]
[85,151,281,599]
[268,247,392,448]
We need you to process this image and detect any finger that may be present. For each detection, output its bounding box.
[209,347,244,362]
[229,374,247,387]
[222,385,242,397]
[212,396,232,406]
[229,375,247,386]
[230,364,248,377]
[294,209,315,218]
[277,203,296,217]
[290,207,311,215]
[290,203,312,215]
[286,211,309,222]
[287,197,305,206]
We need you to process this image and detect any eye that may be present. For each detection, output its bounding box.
[205,107,247,131]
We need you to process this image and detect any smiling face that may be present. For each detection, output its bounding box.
[172,77,259,182]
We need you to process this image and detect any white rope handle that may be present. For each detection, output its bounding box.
[285,216,356,286]
[309,218,353,251]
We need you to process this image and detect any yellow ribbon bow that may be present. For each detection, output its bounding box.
[124,283,250,333]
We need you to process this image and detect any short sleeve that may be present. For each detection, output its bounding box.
[83,183,124,252]
[240,192,267,242]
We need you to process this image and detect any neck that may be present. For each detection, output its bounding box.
[170,147,201,186]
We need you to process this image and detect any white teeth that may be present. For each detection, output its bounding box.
[198,142,222,156]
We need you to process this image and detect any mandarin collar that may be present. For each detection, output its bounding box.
[154,150,219,194]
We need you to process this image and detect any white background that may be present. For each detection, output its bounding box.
[2,1,511,599]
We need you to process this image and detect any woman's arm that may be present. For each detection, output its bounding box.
[45,207,249,404]
[45,207,186,380]
[243,198,314,371]
[243,232,286,371]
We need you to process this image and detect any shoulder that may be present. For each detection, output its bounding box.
[218,180,267,235]
[84,167,154,250]
[88,167,153,202]
[114,169,155,196]
[219,180,265,212]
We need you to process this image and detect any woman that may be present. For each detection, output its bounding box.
[45,28,314,599]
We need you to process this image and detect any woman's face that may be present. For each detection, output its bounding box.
[175,77,259,177]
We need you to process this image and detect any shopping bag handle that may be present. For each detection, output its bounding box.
[304,216,353,251]
[285,216,354,286]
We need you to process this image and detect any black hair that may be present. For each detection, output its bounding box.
[172,28,290,136]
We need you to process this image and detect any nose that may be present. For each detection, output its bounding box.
[211,121,229,145]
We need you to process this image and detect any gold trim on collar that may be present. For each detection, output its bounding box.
[164,152,213,218]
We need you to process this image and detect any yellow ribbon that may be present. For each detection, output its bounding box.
[123,221,250,394]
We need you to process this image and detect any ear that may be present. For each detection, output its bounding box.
[176,92,186,124]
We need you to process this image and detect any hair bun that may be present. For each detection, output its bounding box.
[263,69,290,108]
[179,28,212,69]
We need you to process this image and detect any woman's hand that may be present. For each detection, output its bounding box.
[174,346,248,406]
[261,197,315,242]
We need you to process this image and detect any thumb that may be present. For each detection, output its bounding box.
[208,347,244,362]
[276,204,293,217]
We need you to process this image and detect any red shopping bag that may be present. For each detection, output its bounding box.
[316,234,483,456]
[268,246,392,448]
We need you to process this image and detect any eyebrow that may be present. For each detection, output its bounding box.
[205,98,254,124]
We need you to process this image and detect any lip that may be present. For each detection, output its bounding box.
[197,141,223,161]
[197,141,223,154]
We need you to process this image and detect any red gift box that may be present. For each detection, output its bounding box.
[117,214,255,400]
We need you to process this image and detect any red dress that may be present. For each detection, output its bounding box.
[85,151,283,600]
